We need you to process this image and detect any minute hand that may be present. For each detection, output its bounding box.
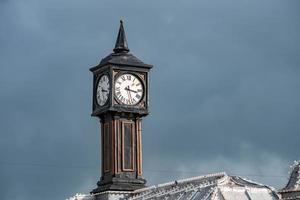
[125,87,137,93]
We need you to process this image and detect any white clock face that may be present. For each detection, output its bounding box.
[96,75,110,106]
[115,73,144,105]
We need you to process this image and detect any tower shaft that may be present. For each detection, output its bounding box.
[92,113,146,193]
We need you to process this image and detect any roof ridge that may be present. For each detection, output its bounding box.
[176,172,227,184]
[135,171,226,193]
[133,182,215,200]
[129,172,226,200]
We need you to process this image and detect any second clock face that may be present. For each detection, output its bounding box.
[96,74,110,106]
[115,73,144,105]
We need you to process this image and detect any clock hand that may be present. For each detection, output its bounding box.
[126,89,133,104]
[125,86,137,93]
[101,91,104,102]
[129,89,137,93]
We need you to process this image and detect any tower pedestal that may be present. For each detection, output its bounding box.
[91,176,146,193]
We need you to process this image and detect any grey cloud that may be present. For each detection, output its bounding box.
[0,0,299,199]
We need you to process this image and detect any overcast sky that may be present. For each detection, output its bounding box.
[0,0,300,199]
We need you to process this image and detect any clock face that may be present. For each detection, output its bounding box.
[96,74,110,106]
[115,73,144,105]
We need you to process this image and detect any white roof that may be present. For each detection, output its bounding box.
[126,172,279,200]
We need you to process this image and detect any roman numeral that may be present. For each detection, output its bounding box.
[121,96,125,103]
[121,76,126,81]
[135,94,141,99]
[127,75,131,80]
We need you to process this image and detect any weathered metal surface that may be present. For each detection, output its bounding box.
[280,161,300,200]
[124,173,279,200]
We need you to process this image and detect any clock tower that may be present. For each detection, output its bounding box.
[90,21,152,194]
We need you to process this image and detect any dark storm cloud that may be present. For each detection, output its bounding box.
[0,0,299,199]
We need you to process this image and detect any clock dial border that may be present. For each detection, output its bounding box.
[95,73,111,107]
[114,72,146,106]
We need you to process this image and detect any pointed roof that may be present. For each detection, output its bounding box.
[113,20,129,53]
[90,20,152,72]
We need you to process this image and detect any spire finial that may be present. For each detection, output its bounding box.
[113,19,129,53]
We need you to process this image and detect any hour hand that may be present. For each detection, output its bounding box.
[125,87,137,93]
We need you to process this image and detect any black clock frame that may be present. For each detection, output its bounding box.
[92,65,111,113]
[113,71,146,107]
[91,64,150,117]
[95,73,111,107]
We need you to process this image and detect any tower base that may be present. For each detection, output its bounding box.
[91,177,146,194]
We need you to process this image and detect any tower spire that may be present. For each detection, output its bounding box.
[113,20,129,53]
